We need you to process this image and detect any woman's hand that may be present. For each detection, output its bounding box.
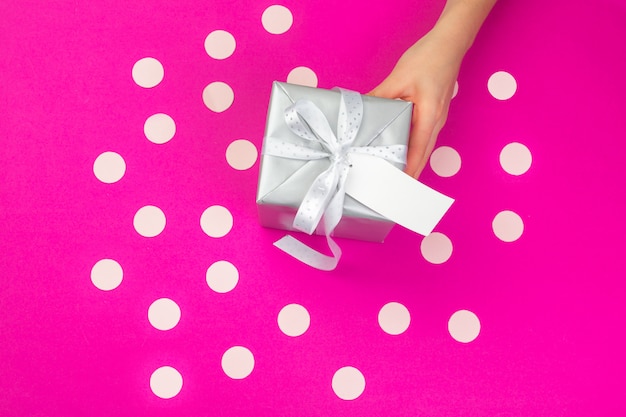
[369,29,464,178]
[369,0,497,178]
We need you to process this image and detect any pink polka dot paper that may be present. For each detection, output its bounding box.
[2,0,626,416]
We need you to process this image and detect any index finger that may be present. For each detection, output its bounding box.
[406,104,437,178]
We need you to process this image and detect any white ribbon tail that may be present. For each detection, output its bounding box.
[273,234,342,271]
[292,164,340,235]
[275,163,350,271]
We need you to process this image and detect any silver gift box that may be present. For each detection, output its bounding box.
[256,81,413,242]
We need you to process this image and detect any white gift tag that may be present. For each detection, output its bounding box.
[345,153,454,236]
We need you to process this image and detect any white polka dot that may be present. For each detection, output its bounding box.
[200,205,233,238]
[144,113,176,144]
[150,366,183,399]
[278,304,310,337]
[332,367,365,400]
[203,81,234,113]
[420,232,453,264]
[378,302,410,335]
[488,71,517,100]
[226,139,258,170]
[448,310,480,343]
[452,80,459,99]
[287,66,318,87]
[492,210,524,242]
[222,346,254,379]
[93,151,126,184]
[148,298,181,331]
[134,205,166,237]
[204,30,236,60]
[262,5,293,34]
[132,57,164,88]
[500,142,532,175]
[429,146,461,177]
[206,260,239,293]
[91,259,123,291]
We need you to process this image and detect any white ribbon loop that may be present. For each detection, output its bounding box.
[285,99,337,149]
[264,140,330,160]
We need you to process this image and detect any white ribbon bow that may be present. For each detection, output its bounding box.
[264,89,407,270]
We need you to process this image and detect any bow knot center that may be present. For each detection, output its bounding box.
[329,145,352,166]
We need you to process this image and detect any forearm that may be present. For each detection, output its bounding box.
[431,0,498,57]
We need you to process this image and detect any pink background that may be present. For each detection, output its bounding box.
[2,0,625,415]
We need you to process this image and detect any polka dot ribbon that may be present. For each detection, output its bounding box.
[265,89,407,270]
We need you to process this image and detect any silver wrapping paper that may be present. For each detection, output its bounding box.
[256,81,413,242]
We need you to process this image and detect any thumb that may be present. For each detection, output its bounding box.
[367,77,401,99]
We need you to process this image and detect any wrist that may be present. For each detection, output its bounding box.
[431,0,497,56]
[426,23,472,66]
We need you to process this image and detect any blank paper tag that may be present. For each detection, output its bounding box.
[345,153,454,236]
